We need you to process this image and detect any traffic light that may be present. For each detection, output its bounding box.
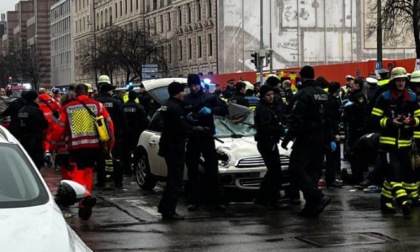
[266,50,272,66]
[251,52,259,67]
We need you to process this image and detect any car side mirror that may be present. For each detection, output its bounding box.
[54,180,87,207]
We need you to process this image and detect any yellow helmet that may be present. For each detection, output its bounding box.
[390,67,408,80]
[98,75,111,84]
[411,70,420,83]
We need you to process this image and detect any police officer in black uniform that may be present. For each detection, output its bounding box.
[228,82,249,107]
[17,90,48,169]
[254,85,286,208]
[157,82,190,221]
[3,91,27,138]
[95,83,126,189]
[281,65,335,217]
[121,91,148,175]
[184,73,228,211]
[342,77,368,184]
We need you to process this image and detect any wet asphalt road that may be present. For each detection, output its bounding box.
[42,167,420,252]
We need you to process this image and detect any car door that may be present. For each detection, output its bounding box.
[143,111,167,177]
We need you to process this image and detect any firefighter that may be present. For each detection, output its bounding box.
[17,91,49,170]
[121,91,148,175]
[184,73,228,211]
[157,82,190,221]
[95,80,126,189]
[254,85,286,209]
[371,67,420,217]
[281,65,335,217]
[38,92,60,166]
[51,84,115,220]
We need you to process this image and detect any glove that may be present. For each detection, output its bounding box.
[187,112,198,122]
[344,101,353,107]
[284,128,288,136]
[330,141,337,152]
[199,107,211,115]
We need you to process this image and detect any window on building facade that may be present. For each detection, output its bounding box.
[136,0,139,10]
[178,7,182,26]
[130,0,133,12]
[154,17,157,34]
[101,11,103,29]
[168,12,171,31]
[125,0,128,14]
[160,15,164,33]
[208,33,212,56]
[168,43,172,63]
[188,38,192,59]
[168,0,172,5]
[187,3,191,23]
[153,0,157,10]
[105,9,108,27]
[115,3,118,18]
[197,0,201,21]
[179,40,182,61]
[120,1,122,16]
[198,36,202,58]
[160,0,164,7]
[207,0,212,18]
[147,19,150,35]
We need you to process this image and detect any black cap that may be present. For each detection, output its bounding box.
[168,82,185,96]
[187,74,201,85]
[266,76,280,87]
[300,65,315,79]
[25,90,38,102]
[260,85,274,97]
[128,91,137,100]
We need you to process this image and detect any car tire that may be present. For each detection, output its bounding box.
[134,150,157,191]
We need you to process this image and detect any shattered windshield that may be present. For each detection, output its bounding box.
[214,112,255,138]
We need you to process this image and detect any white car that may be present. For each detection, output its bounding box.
[0,126,91,252]
[134,78,292,191]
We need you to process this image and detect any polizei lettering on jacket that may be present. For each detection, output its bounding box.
[313,94,328,101]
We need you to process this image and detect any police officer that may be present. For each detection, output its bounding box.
[96,82,126,189]
[3,91,27,138]
[184,73,228,211]
[342,77,368,185]
[228,81,249,107]
[281,65,335,217]
[254,85,286,208]
[121,91,147,175]
[17,90,49,170]
[157,82,190,221]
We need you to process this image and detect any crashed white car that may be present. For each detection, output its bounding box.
[0,126,91,252]
[134,78,292,191]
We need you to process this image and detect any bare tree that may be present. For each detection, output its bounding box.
[19,46,48,91]
[366,0,420,59]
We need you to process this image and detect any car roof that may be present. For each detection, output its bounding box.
[142,78,188,92]
[0,125,19,144]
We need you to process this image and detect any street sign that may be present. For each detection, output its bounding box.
[375,62,382,70]
[141,64,159,79]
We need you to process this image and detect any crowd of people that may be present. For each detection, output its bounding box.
[2,63,420,220]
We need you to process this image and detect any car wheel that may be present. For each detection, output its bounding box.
[134,150,157,191]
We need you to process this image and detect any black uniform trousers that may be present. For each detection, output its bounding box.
[325,140,341,185]
[255,140,283,204]
[289,137,325,207]
[186,136,224,205]
[158,141,185,216]
[121,129,141,174]
[20,135,44,170]
[96,140,123,188]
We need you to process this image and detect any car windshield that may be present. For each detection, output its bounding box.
[214,112,256,138]
[148,86,190,105]
[0,143,49,208]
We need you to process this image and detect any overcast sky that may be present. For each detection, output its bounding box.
[0,1,20,17]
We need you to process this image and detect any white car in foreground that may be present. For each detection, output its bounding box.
[0,126,91,252]
[133,78,292,191]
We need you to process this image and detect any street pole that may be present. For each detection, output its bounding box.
[376,0,382,70]
[269,0,273,74]
[259,0,264,86]
[93,1,98,87]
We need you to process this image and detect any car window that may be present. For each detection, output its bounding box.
[0,143,49,208]
[214,112,256,138]
[148,86,190,105]
[148,110,163,132]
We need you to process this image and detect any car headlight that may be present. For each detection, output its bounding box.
[216,148,231,167]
